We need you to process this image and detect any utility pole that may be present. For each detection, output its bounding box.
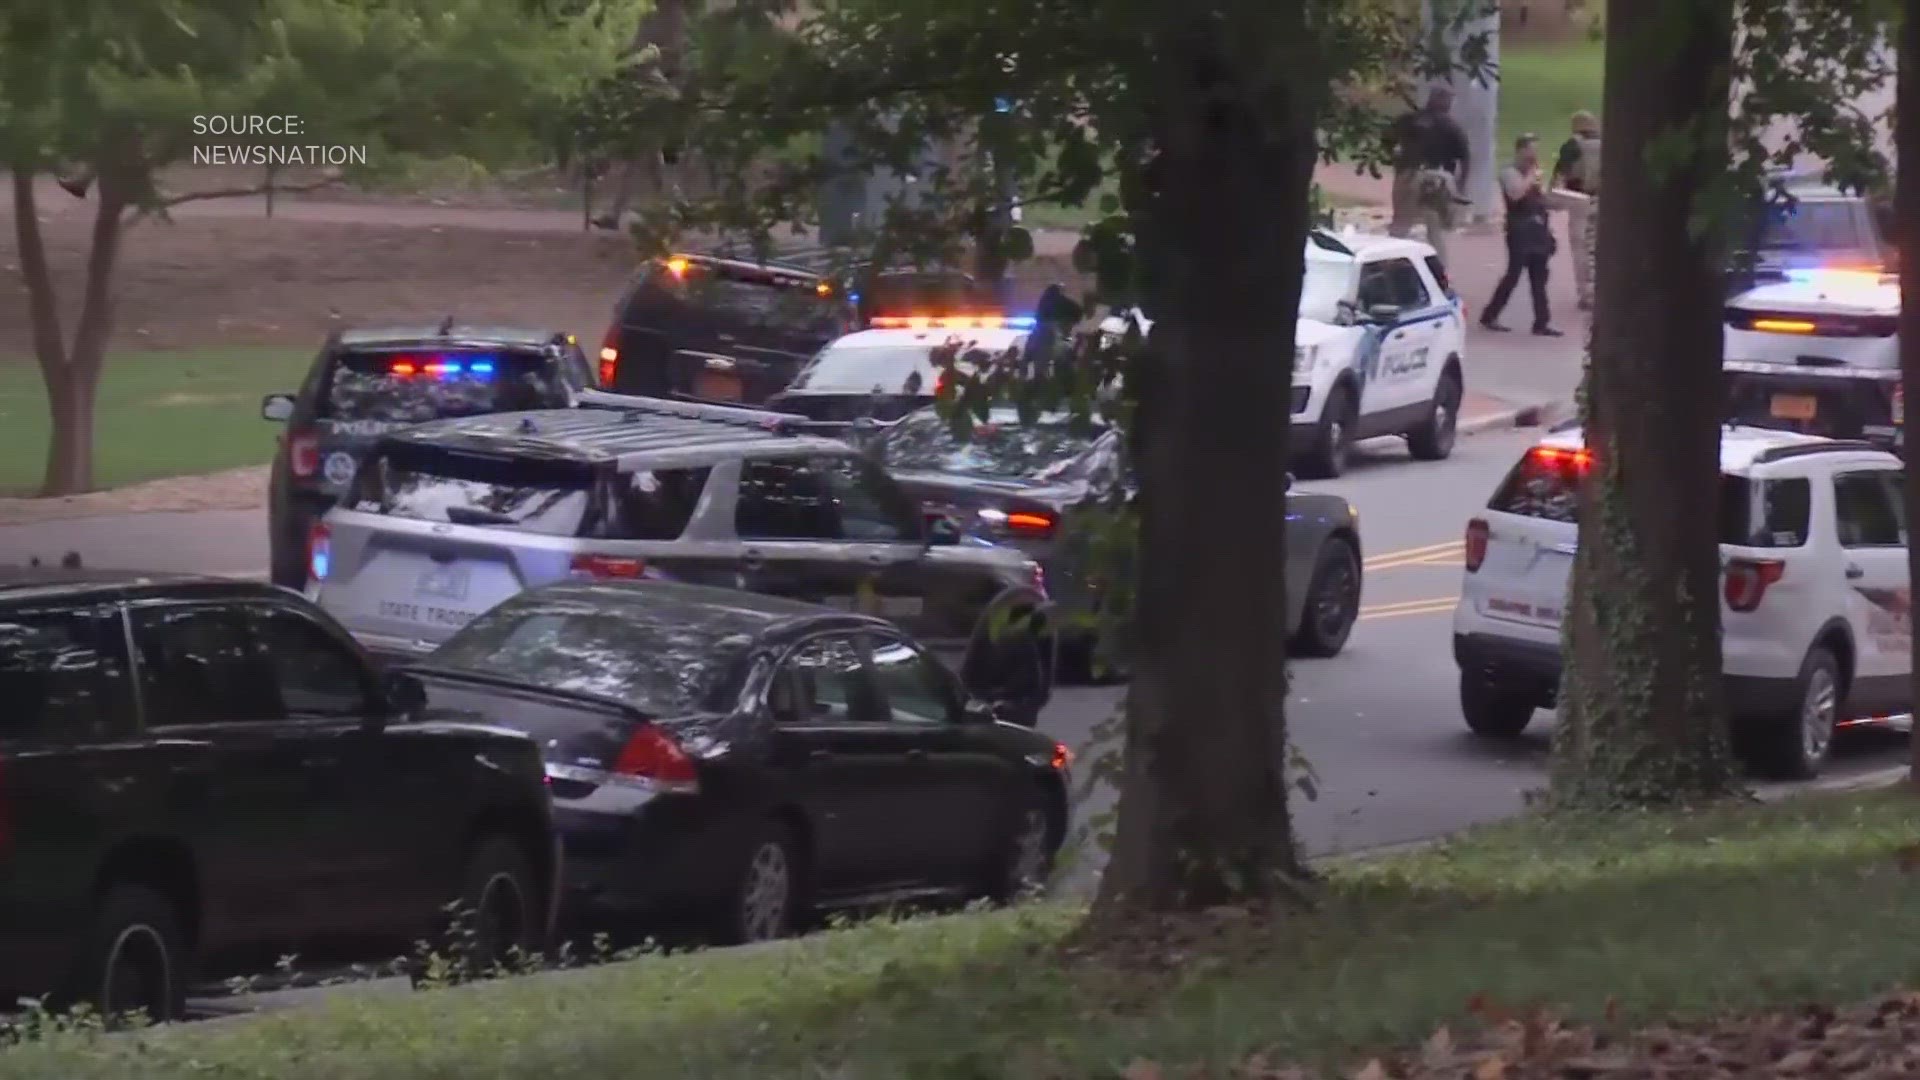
[1423,0,1501,224]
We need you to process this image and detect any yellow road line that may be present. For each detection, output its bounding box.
[1366,543,1465,571]
[1359,595,1461,615]
[1357,598,1458,621]
[1362,539,1460,567]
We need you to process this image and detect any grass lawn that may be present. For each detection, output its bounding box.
[9,788,1920,1078]
[1496,35,1606,153]
[0,348,312,495]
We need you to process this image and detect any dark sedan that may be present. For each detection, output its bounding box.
[400,579,1072,944]
[871,407,1366,672]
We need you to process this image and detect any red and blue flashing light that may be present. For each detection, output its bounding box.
[386,354,498,379]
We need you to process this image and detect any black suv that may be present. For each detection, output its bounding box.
[262,324,596,588]
[0,569,558,1020]
[596,249,985,406]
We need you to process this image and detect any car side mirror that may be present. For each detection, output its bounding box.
[261,394,295,422]
[925,514,962,547]
[1365,303,1401,324]
[380,670,427,719]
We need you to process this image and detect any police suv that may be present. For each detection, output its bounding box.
[1723,267,1903,450]
[766,316,1032,427]
[1100,228,1467,478]
[1454,424,1911,779]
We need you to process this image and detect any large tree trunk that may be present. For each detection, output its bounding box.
[1550,0,1742,806]
[1900,0,1920,782]
[11,168,129,496]
[1093,5,1316,913]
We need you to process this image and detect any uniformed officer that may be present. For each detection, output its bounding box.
[1551,111,1601,311]
[1385,88,1472,266]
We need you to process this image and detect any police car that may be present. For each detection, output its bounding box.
[765,316,1032,426]
[1454,424,1911,779]
[1723,267,1903,449]
[1099,229,1467,478]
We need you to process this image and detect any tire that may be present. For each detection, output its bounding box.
[1297,384,1356,479]
[1745,647,1842,780]
[76,884,187,1023]
[452,838,538,971]
[1407,367,1462,461]
[1460,673,1535,738]
[978,786,1062,904]
[1291,538,1362,658]
[715,824,803,945]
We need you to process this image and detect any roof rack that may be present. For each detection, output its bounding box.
[1751,438,1887,463]
[576,388,816,433]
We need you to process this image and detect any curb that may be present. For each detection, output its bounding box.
[1458,397,1575,437]
[1755,764,1908,802]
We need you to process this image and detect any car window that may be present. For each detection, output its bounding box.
[132,606,282,726]
[866,635,955,725]
[252,606,374,718]
[1723,475,1812,547]
[0,608,133,742]
[625,261,847,337]
[877,412,1109,481]
[821,457,921,542]
[1833,471,1904,547]
[768,634,881,724]
[1880,470,1907,533]
[1486,446,1588,523]
[317,349,570,425]
[1356,263,1394,309]
[735,459,838,540]
[353,445,604,537]
[1382,259,1432,309]
[1424,255,1453,297]
[609,467,712,541]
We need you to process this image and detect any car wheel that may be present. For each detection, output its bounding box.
[1460,673,1534,738]
[79,884,187,1024]
[453,837,537,971]
[1290,538,1362,658]
[1747,647,1842,780]
[718,825,803,945]
[1407,367,1461,460]
[980,786,1062,904]
[1297,385,1356,479]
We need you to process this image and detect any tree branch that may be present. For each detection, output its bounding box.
[123,169,345,225]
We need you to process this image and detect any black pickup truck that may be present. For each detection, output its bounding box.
[0,569,558,1021]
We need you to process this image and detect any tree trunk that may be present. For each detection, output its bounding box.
[1093,5,1316,913]
[1550,0,1742,806]
[1899,0,1920,783]
[13,168,130,496]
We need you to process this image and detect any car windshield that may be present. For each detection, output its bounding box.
[1747,198,1869,253]
[429,588,756,714]
[788,342,999,394]
[880,413,1110,480]
[1299,254,1353,321]
[350,445,602,537]
[318,349,569,425]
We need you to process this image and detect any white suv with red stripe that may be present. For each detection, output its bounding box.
[1452,425,1911,778]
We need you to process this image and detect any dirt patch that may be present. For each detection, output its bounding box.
[0,465,269,526]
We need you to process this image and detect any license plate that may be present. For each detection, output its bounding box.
[1770,394,1817,421]
[378,600,477,629]
[416,566,471,601]
[695,371,743,400]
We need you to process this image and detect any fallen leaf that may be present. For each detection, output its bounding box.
[1776,1048,1819,1071]
[1421,1026,1454,1063]
[1472,1052,1508,1080]
[1560,1052,1635,1077]
[1352,1058,1388,1080]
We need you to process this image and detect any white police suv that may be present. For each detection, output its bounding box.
[1453,424,1911,779]
[1100,229,1467,478]
[1723,267,1902,448]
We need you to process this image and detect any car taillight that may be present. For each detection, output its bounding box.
[598,327,620,387]
[570,553,646,579]
[612,724,699,792]
[1724,557,1785,612]
[1464,518,1489,573]
[1050,742,1072,770]
[289,429,320,478]
[1527,445,1592,472]
[1005,510,1057,538]
[308,521,332,582]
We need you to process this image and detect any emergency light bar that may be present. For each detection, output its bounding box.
[388,355,497,378]
[868,315,1036,330]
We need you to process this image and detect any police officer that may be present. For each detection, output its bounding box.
[1385,88,1471,266]
[1480,134,1561,337]
[1551,111,1601,311]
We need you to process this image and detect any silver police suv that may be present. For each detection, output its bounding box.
[311,392,1051,667]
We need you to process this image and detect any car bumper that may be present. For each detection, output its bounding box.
[1455,632,1805,719]
[548,791,747,927]
[1722,364,1902,448]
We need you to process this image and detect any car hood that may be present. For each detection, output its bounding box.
[891,469,1090,508]
[1098,311,1352,350]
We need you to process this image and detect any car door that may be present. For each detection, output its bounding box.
[763,632,922,894]
[1371,257,1444,418]
[824,456,986,642]
[1829,467,1910,713]
[1352,261,1409,422]
[732,456,880,609]
[245,599,444,936]
[128,600,362,949]
[864,631,1011,884]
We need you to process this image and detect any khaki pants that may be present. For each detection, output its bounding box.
[1566,203,1593,307]
[1388,171,1451,266]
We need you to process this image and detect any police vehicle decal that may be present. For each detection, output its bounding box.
[319,418,413,438]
